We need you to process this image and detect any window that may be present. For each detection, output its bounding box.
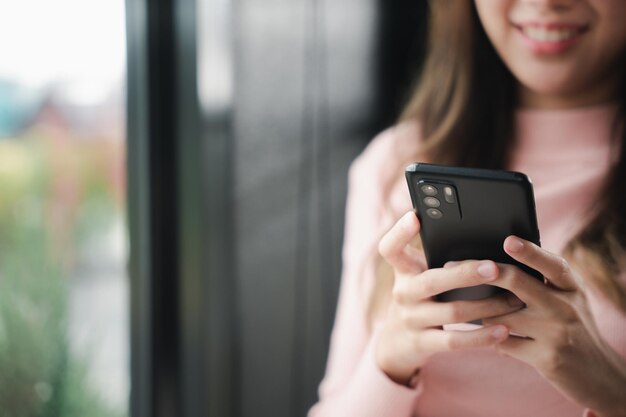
[0,2,128,416]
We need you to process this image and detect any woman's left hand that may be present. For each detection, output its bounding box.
[478,236,626,417]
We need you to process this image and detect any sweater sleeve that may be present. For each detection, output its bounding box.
[308,127,423,417]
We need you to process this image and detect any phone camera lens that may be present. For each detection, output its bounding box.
[426,208,443,219]
[443,186,456,204]
[421,184,438,196]
[423,197,440,208]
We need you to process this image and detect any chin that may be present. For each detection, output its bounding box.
[515,72,583,107]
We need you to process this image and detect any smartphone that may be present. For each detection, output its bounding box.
[405,163,542,302]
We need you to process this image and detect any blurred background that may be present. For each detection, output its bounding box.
[0,0,426,416]
[0,0,127,416]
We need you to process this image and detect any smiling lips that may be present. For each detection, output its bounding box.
[514,23,589,54]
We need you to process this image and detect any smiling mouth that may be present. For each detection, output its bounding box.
[515,24,589,43]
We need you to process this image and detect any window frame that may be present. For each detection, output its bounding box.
[126,0,236,416]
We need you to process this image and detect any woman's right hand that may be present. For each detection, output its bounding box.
[374,211,525,385]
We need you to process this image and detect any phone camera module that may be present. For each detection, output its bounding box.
[420,184,438,196]
[426,208,443,219]
[423,197,441,208]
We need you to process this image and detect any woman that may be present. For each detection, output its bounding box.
[309,1,626,416]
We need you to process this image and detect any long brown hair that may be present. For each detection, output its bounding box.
[369,0,626,321]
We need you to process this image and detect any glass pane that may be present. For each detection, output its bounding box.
[0,1,128,416]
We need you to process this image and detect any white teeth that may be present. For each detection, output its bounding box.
[522,27,578,42]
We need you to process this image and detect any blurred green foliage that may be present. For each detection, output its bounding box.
[0,132,125,417]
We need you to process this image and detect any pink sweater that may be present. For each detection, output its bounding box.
[308,105,626,417]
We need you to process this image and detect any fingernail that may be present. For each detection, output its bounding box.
[444,261,460,268]
[506,293,525,308]
[477,261,497,281]
[505,237,524,253]
[402,212,415,228]
[491,326,509,340]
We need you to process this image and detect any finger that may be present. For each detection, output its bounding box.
[405,242,428,270]
[403,294,526,328]
[489,264,556,307]
[493,335,537,366]
[482,307,537,339]
[484,301,581,343]
[379,212,425,274]
[503,236,578,291]
[417,325,510,353]
[394,260,499,303]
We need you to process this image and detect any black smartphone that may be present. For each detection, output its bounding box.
[405,163,542,302]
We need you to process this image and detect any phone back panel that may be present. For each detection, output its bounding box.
[405,163,542,301]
